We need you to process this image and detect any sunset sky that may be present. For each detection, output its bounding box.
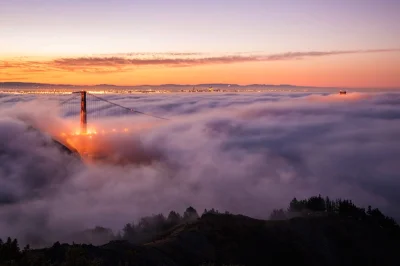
[1,0,400,87]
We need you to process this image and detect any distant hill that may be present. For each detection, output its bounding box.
[0,82,50,87]
[0,82,76,87]
[0,82,326,89]
[94,84,118,87]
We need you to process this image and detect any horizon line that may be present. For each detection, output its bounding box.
[0,81,399,90]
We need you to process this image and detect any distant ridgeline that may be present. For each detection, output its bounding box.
[0,195,399,266]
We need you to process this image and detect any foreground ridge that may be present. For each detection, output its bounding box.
[1,196,399,266]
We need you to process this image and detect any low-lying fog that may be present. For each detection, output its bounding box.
[1,91,400,245]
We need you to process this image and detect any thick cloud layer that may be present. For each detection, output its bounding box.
[1,91,400,246]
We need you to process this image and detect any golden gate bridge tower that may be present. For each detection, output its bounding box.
[80,91,87,134]
[57,90,169,163]
[61,90,169,135]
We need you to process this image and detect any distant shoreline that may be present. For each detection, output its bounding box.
[0,88,395,95]
[1,82,397,91]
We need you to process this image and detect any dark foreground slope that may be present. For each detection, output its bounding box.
[3,213,399,266]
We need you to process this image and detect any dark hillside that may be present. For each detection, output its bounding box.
[2,213,399,266]
[1,196,399,266]
[147,213,400,266]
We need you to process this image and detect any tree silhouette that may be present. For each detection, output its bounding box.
[122,223,136,240]
[167,211,182,227]
[306,195,326,212]
[183,206,199,221]
[367,205,372,215]
[0,237,20,262]
[325,197,334,213]
[23,244,30,252]
[288,198,302,212]
[270,209,287,220]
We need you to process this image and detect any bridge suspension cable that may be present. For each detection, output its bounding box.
[57,90,170,128]
[59,94,79,105]
[86,92,170,121]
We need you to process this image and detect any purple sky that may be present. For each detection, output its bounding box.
[1,0,399,55]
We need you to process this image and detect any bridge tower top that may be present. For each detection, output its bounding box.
[80,91,87,134]
[62,90,169,135]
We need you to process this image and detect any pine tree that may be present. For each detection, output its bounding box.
[183,206,199,221]
[367,205,372,215]
[270,209,287,220]
[288,198,301,212]
[326,196,333,213]
[167,211,182,225]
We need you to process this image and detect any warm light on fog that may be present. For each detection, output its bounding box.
[57,126,135,163]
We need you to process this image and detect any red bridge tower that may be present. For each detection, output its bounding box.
[80,91,87,134]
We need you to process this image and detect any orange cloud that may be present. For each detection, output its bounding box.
[1,49,399,87]
[2,48,399,74]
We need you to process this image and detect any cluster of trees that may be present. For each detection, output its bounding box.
[80,226,115,246]
[119,207,233,243]
[0,239,109,266]
[0,238,23,262]
[269,195,399,230]
[120,206,199,243]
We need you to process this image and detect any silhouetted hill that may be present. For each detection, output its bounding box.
[0,82,78,88]
[1,196,399,265]
[0,81,328,89]
[94,84,118,87]
[144,213,400,266]
[0,82,49,87]
[2,212,399,266]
